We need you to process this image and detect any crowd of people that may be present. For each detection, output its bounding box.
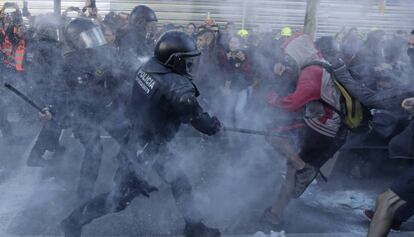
[1,1,414,237]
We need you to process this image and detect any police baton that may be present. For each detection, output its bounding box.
[4,83,45,114]
[223,127,289,138]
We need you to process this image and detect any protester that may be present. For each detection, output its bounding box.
[262,34,347,227]
[221,35,253,126]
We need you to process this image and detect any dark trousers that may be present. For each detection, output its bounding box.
[389,120,414,222]
[72,120,103,201]
[0,97,11,138]
[299,125,346,168]
[394,203,414,223]
[72,109,132,201]
[66,142,201,228]
[27,121,63,162]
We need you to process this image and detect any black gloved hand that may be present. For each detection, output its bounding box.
[191,113,222,135]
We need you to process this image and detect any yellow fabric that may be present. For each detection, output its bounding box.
[238,29,249,37]
[281,27,292,37]
[333,80,364,129]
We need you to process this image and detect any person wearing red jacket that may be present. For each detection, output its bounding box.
[262,34,346,227]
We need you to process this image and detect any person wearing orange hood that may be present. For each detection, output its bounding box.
[262,34,347,227]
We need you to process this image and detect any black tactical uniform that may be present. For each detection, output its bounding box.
[61,31,222,237]
[115,5,158,77]
[0,95,12,142]
[0,60,12,141]
[61,18,131,201]
[26,16,64,102]
[26,16,67,167]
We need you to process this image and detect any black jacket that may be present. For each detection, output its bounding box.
[130,58,220,143]
[62,46,124,122]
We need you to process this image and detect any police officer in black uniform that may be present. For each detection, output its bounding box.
[60,17,131,201]
[61,31,222,237]
[115,5,158,75]
[26,15,66,167]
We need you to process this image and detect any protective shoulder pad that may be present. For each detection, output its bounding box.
[178,92,198,108]
[174,92,199,123]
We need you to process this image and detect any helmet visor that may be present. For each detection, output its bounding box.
[164,50,201,66]
[78,27,107,48]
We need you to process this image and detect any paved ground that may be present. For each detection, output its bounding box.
[1,233,414,237]
[0,119,414,237]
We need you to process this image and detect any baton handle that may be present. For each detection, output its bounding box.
[223,127,289,138]
[223,127,269,136]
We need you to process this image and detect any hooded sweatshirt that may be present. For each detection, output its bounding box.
[266,34,342,137]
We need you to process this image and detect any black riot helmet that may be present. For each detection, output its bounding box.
[155,31,201,76]
[33,14,62,41]
[129,5,158,27]
[64,17,107,50]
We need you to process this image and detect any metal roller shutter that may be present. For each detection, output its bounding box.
[2,0,414,36]
[317,0,414,35]
[1,0,110,15]
[109,0,414,35]
[109,0,307,31]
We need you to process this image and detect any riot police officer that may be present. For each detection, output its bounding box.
[61,31,222,237]
[61,17,131,201]
[115,5,158,75]
[26,14,66,167]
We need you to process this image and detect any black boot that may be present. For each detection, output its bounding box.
[61,193,114,237]
[184,221,221,237]
[27,151,48,167]
[61,215,82,237]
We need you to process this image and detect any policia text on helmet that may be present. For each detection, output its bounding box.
[155,31,201,76]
